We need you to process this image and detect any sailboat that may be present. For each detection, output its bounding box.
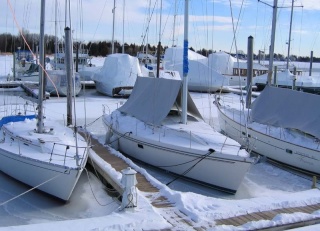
[91,0,140,97]
[216,86,320,177]
[163,47,229,92]
[102,0,254,193]
[0,0,89,201]
[216,0,320,177]
[253,0,320,93]
[13,0,82,97]
[92,53,141,97]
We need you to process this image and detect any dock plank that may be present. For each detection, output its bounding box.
[82,131,320,230]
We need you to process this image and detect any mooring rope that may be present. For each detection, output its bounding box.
[88,157,118,194]
[84,168,120,207]
[166,149,215,186]
[84,115,103,128]
[107,131,132,145]
[0,170,68,206]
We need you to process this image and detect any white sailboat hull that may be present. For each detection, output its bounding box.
[217,103,320,175]
[104,115,252,194]
[0,119,89,201]
[0,150,83,201]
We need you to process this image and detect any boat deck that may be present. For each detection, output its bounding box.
[84,131,320,230]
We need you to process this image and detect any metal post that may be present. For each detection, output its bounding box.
[37,0,45,134]
[65,27,73,126]
[246,36,253,109]
[267,0,278,85]
[121,167,137,209]
[309,51,313,76]
[273,66,278,86]
[182,0,189,124]
[292,67,297,90]
[258,50,261,64]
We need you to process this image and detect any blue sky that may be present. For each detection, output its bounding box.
[1,0,320,57]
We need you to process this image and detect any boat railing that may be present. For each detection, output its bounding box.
[0,102,37,118]
[49,142,89,166]
[138,120,239,151]
[263,125,320,150]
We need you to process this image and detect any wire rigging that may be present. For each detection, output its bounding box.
[166,149,215,186]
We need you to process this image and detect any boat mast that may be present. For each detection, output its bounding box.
[267,0,278,86]
[122,0,125,53]
[37,0,45,133]
[172,0,177,47]
[54,0,58,70]
[181,0,188,124]
[156,0,163,78]
[146,0,151,56]
[65,27,73,126]
[286,0,294,70]
[112,0,116,54]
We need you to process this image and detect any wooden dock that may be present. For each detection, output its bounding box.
[0,82,50,99]
[21,83,50,99]
[82,131,320,230]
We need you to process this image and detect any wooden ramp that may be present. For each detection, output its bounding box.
[82,131,320,230]
[83,132,210,231]
[215,204,320,230]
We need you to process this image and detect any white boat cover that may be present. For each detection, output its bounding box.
[164,47,229,92]
[208,51,235,75]
[118,77,203,125]
[92,53,141,96]
[250,85,320,138]
[164,46,208,66]
[46,70,82,96]
[254,69,320,88]
[165,60,229,92]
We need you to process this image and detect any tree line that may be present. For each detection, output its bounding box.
[0,31,319,62]
[0,31,165,57]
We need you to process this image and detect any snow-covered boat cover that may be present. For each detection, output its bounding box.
[164,47,229,91]
[250,85,320,138]
[92,53,141,96]
[164,46,208,65]
[118,76,202,125]
[208,51,235,75]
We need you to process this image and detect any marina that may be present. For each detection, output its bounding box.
[0,75,319,229]
[2,0,320,229]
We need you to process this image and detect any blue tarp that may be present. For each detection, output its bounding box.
[0,115,36,128]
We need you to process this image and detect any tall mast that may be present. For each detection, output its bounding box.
[267,0,278,85]
[37,0,45,133]
[122,0,125,53]
[54,0,58,69]
[181,0,189,124]
[112,0,116,54]
[172,0,177,47]
[146,0,151,55]
[65,27,73,126]
[286,0,294,70]
[156,0,163,78]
